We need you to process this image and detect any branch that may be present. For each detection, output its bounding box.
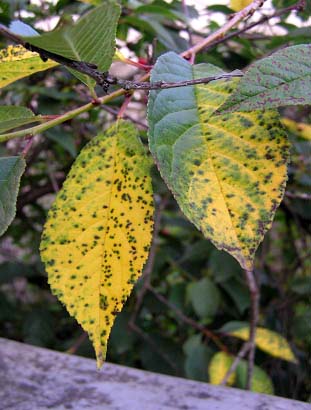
[115,71,243,90]
[285,191,311,200]
[220,342,250,386]
[148,286,229,353]
[0,23,244,93]
[181,0,267,58]
[203,0,306,51]
[244,269,260,390]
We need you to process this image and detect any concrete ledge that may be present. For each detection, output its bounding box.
[0,338,308,410]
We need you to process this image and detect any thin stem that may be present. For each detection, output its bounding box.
[116,71,243,90]
[244,269,259,390]
[0,89,124,143]
[148,286,229,353]
[220,342,250,386]
[203,0,306,51]
[181,0,267,58]
[285,191,311,200]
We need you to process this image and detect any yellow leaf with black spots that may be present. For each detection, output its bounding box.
[0,45,58,88]
[148,52,289,270]
[208,352,235,386]
[40,121,154,367]
[229,326,296,363]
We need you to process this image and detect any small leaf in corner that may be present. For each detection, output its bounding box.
[0,156,26,237]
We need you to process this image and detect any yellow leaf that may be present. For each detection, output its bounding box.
[149,53,290,271]
[281,118,311,141]
[229,327,296,362]
[230,0,252,12]
[40,120,154,367]
[0,45,58,88]
[208,352,235,386]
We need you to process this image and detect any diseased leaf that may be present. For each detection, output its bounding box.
[148,52,289,270]
[40,121,154,367]
[0,106,40,134]
[0,45,58,88]
[208,352,235,386]
[0,156,26,237]
[236,360,274,394]
[219,45,311,112]
[23,4,120,90]
[225,324,296,362]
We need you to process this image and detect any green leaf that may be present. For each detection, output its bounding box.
[221,278,250,314]
[0,45,58,89]
[46,128,77,158]
[219,44,311,112]
[187,277,220,319]
[148,52,290,270]
[236,361,274,394]
[23,4,121,90]
[183,334,213,381]
[40,120,154,367]
[208,351,235,386]
[0,156,26,237]
[224,323,297,362]
[0,106,39,134]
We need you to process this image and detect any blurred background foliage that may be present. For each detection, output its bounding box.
[0,0,310,402]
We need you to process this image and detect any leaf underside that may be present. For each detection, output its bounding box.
[0,156,26,237]
[219,44,311,112]
[148,52,290,270]
[0,45,57,89]
[23,3,121,89]
[40,121,154,367]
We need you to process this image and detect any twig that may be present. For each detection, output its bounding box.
[148,286,229,353]
[203,0,306,51]
[101,105,147,129]
[220,342,250,386]
[114,72,243,90]
[244,269,259,390]
[181,0,267,58]
[128,322,180,374]
[66,332,88,355]
[181,0,194,47]
[21,135,34,158]
[0,25,243,94]
[117,92,133,119]
[285,191,311,200]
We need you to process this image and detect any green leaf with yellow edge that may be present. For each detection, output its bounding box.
[0,45,58,89]
[40,120,154,367]
[208,351,235,386]
[223,323,296,362]
[236,360,274,394]
[148,52,289,270]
